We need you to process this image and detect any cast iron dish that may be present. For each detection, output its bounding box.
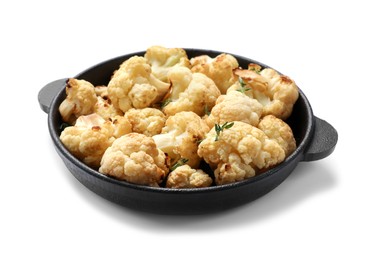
[38,49,338,214]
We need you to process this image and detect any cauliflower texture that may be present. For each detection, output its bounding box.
[60,113,116,168]
[258,115,296,156]
[206,90,263,128]
[191,53,239,94]
[233,65,299,120]
[197,121,285,185]
[125,108,166,136]
[152,111,210,168]
[166,165,212,188]
[94,96,124,120]
[162,67,221,116]
[59,78,98,124]
[107,56,170,113]
[144,45,191,82]
[99,133,169,187]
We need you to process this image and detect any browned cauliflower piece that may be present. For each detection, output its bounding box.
[152,111,210,168]
[162,67,221,117]
[166,165,212,188]
[60,113,116,168]
[197,121,285,185]
[233,65,299,120]
[93,85,123,120]
[59,78,98,124]
[111,115,132,138]
[107,56,170,113]
[206,90,263,128]
[99,133,169,187]
[258,115,296,157]
[125,108,166,136]
[94,96,124,120]
[190,53,239,94]
[144,45,191,82]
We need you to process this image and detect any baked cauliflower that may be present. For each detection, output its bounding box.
[162,67,221,116]
[206,89,263,128]
[125,107,166,136]
[233,64,299,120]
[152,111,210,168]
[60,113,116,168]
[99,133,169,187]
[197,121,285,185]
[166,165,212,188]
[258,115,296,157]
[59,78,98,124]
[144,45,190,82]
[107,56,170,113]
[191,53,239,94]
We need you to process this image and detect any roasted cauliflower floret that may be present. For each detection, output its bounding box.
[162,67,221,116]
[190,53,239,94]
[60,113,116,168]
[93,85,123,120]
[258,115,296,157]
[166,165,212,188]
[94,96,123,120]
[111,115,132,138]
[197,121,285,185]
[99,133,168,186]
[107,56,170,113]
[144,45,191,82]
[152,111,210,168]
[59,78,98,124]
[234,65,299,120]
[206,90,263,128]
[125,108,166,136]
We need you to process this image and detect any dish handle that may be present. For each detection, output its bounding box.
[38,78,68,113]
[302,116,338,162]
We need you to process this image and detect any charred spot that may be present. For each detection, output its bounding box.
[224,164,231,171]
[92,126,101,131]
[280,75,293,83]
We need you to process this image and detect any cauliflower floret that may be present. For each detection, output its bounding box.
[206,90,263,128]
[233,65,299,120]
[99,133,169,187]
[111,115,132,138]
[93,85,123,120]
[190,53,239,94]
[162,67,221,117]
[166,165,212,188]
[60,113,116,168]
[144,45,191,82]
[152,111,210,168]
[107,56,170,113]
[59,78,98,124]
[125,108,166,136]
[94,96,124,120]
[258,115,296,157]
[197,121,285,185]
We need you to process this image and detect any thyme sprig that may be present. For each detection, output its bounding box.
[170,158,189,171]
[236,77,251,93]
[214,122,234,141]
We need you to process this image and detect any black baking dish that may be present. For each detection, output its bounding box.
[38,49,338,214]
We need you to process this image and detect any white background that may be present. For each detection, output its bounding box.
[1,0,372,259]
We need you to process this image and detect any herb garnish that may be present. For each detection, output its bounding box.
[214,122,234,141]
[170,158,189,171]
[236,77,251,93]
[160,99,171,109]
